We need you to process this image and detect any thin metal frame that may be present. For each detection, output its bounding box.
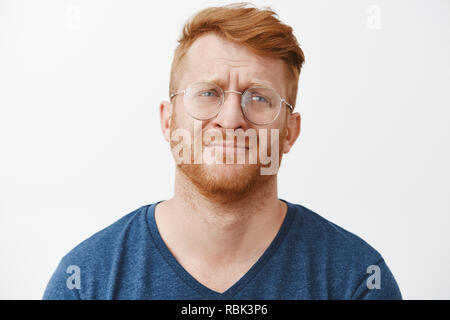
[169,82,294,125]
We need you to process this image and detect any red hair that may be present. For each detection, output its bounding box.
[169,2,305,109]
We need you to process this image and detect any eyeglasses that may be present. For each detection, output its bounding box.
[169,81,294,125]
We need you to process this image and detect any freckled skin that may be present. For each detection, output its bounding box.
[157,33,301,294]
[169,34,291,201]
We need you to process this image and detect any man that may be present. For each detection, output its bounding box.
[43,3,402,299]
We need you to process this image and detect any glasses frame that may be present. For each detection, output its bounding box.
[169,81,294,125]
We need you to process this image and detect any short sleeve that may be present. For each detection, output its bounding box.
[42,258,82,300]
[351,258,402,300]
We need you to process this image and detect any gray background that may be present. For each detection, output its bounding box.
[1,0,449,299]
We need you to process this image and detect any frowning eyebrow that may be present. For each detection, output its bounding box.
[198,77,274,90]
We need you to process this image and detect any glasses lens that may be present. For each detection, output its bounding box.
[184,82,222,120]
[242,87,280,125]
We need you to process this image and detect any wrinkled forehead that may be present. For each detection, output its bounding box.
[180,33,288,95]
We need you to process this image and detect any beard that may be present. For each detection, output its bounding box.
[170,114,287,203]
[178,162,268,203]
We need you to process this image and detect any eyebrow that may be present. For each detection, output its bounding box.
[199,77,274,90]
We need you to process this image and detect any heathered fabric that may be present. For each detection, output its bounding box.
[43,199,402,300]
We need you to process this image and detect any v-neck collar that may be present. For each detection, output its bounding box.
[146,199,295,299]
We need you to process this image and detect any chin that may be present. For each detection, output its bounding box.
[178,163,267,202]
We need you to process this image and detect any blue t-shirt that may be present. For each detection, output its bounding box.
[43,200,402,299]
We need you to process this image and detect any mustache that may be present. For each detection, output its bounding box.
[170,119,281,152]
[194,129,273,150]
[170,120,282,175]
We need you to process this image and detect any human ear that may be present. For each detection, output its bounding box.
[160,100,172,142]
[282,112,301,153]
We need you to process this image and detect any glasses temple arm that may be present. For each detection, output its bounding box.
[169,90,185,100]
[281,98,294,111]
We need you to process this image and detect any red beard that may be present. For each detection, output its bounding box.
[170,116,286,203]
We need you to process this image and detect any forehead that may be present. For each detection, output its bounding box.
[180,33,287,93]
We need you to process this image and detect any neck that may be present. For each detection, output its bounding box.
[155,167,287,267]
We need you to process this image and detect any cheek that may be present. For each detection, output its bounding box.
[171,103,190,130]
[170,108,204,143]
[271,113,289,140]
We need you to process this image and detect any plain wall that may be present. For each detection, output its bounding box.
[1,0,449,299]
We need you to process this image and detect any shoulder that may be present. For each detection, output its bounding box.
[283,200,402,299]
[63,204,150,263]
[285,200,381,262]
[43,204,154,299]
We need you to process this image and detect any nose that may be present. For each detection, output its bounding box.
[211,90,248,130]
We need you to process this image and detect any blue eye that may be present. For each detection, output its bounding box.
[252,95,269,103]
[200,90,218,97]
